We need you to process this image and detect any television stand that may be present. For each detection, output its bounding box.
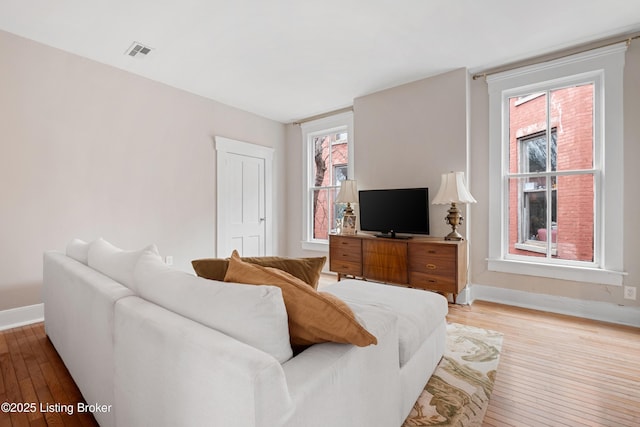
[329,234,468,303]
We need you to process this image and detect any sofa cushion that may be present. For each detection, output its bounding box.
[323,279,448,366]
[223,251,377,347]
[134,251,293,363]
[87,238,159,292]
[192,256,326,289]
[87,238,159,290]
[66,238,91,264]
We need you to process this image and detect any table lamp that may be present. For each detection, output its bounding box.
[432,172,476,240]
[336,180,358,235]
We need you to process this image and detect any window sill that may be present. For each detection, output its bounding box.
[488,258,625,286]
[514,241,557,256]
[301,241,329,252]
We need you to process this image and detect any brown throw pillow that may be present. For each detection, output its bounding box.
[191,258,228,282]
[192,255,326,289]
[223,251,376,347]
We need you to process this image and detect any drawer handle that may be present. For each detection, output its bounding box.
[427,279,437,283]
[428,250,437,254]
[426,263,437,270]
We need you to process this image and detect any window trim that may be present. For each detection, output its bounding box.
[487,43,626,286]
[300,111,354,251]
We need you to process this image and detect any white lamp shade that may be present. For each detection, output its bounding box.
[336,180,358,203]
[432,172,477,205]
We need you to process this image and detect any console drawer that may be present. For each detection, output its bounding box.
[409,272,456,292]
[409,243,456,259]
[408,256,456,277]
[330,235,362,276]
[330,260,362,276]
[408,244,456,276]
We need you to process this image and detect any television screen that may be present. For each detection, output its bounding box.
[358,188,429,237]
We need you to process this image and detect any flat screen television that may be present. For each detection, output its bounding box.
[358,188,429,238]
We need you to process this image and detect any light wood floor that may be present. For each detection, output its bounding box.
[1,296,639,426]
[447,301,640,427]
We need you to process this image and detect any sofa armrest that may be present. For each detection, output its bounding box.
[43,250,134,427]
[113,296,293,427]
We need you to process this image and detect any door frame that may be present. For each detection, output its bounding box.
[214,136,274,257]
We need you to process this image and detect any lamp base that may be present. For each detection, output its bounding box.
[341,203,357,235]
[444,230,464,241]
[443,202,465,241]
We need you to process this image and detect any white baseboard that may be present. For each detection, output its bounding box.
[0,303,44,331]
[466,284,640,328]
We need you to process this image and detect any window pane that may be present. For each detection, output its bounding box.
[332,187,344,232]
[509,174,594,261]
[555,174,594,262]
[508,177,551,257]
[331,134,349,186]
[312,131,350,189]
[312,189,329,239]
[312,135,330,188]
[510,93,548,173]
[551,84,594,171]
[313,188,345,239]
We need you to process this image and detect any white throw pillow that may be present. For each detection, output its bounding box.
[133,251,293,363]
[88,238,159,289]
[66,238,91,264]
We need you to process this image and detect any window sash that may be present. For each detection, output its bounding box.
[504,82,599,267]
[308,185,341,242]
[307,131,348,242]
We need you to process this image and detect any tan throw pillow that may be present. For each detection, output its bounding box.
[223,251,376,347]
[192,255,326,289]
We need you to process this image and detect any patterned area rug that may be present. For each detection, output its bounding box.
[403,323,503,427]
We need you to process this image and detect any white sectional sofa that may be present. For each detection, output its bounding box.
[43,238,448,427]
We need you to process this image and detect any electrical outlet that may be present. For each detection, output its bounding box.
[165,256,173,266]
[623,286,637,300]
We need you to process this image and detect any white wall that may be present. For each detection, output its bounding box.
[0,30,286,311]
[623,42,640,306]
[353,68,469,240]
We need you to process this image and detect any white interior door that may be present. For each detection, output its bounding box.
[226,153,264,256]
[215,137,273,257]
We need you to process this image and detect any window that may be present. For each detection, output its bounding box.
[301,112,354,250]
[487,43,626,285]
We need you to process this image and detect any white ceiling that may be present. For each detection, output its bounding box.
[1,0,639,123]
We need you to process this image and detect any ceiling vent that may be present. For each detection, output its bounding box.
[125,41,153,58]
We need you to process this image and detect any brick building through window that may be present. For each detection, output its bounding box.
[508,84,594,262]
[312,133,349,239]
